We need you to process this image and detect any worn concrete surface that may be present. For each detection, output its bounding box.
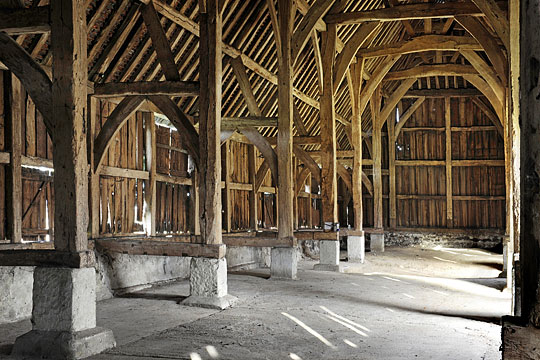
[1,247,509,360]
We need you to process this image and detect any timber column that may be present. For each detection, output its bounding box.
[271,0,298,279]
[347,60,365,262]
[183,0,235,309]
[314,24,341,272]
[371,87,385,252]
[12,0,115,358]
[501,0,540,356]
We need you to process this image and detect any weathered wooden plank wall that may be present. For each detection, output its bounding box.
[394,97,505,229]
[1,70,53,241]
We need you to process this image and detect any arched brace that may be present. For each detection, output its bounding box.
[292,0,336,64]
[293,145,321,183]
[0,32,53,137]
[93,96,146,172]
[455,16,508,88]
[333,22,380,93]
[362,171,373,196]
[255,159,270,193]
[295,166,311,196]
[337,163,373,196]
[147,95,201,170]
[238,126,278,186]
[337,164,352,192]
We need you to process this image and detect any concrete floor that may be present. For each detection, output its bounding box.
[1,247,510,360]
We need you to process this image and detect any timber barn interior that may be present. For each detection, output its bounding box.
[0,0,538,358]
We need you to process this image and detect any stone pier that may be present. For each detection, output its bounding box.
[347,231,365,263]
[12,267,115,359]
[182,257,236,310]
[271,247,298,279]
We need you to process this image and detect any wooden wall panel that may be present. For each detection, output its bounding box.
[393,97,505,230]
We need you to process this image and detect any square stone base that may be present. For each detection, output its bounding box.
[182,257,236,310]
[370,233,385,252]
[271,247,297,279]
[12,327,115,360]
[33,267,97,332]
[347,234,365,263]
[319,240,339,266]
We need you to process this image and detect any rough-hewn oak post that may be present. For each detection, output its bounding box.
[51,0,89,253]
[144,112,157,236]
[445,97,453,227]
[5,74,22,243]
[277,0,295,242]
[350,60,364,231]
[88,96,100,238]
[372,89,383,231]
[388,107,397,229]
[320,24,338,231]
[248,145,258,230]
[198,0,222,244]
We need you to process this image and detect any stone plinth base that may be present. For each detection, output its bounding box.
[182,257,236,310]
[271,247,297,279]
[347,233,365,263]
[12,267,115,359]
[318,240,339,266]
[502,317,540,359]
[12,327,115,360]
[370,233,385,252]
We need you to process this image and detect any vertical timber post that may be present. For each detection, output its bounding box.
[144,112,157,236]
[271,0,297,279]
[248,145,258,231]
[51,0,89,253]
[88,96,100,238]
[198,0,223,245]
[388,106,397,229]
[445,97,453,228]
[224,140,232,232]
[183,0,235,309]
[5,74,22,243]
[348,60,365,262]
[315,23,340,272]
[372,87,385,252]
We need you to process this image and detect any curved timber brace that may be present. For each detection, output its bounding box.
[0,32,53,138]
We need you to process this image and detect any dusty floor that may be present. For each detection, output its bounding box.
[1,246,510,360]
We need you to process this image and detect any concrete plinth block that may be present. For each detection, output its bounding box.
[182,258,236,310]
[347,234,365,263]
[319,240,339,266]
[12,326,115,360]
[271,247,297,279]
[32,267,97,332]
[370,233,385,252]
[11,266,116,359]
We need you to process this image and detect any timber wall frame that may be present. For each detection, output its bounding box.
[0,0,512,251]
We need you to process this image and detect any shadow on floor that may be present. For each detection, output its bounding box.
[229,270,271,279]
[116,293,187,303]
[459,277,507,291]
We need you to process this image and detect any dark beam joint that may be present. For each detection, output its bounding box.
[0,6,50,35]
